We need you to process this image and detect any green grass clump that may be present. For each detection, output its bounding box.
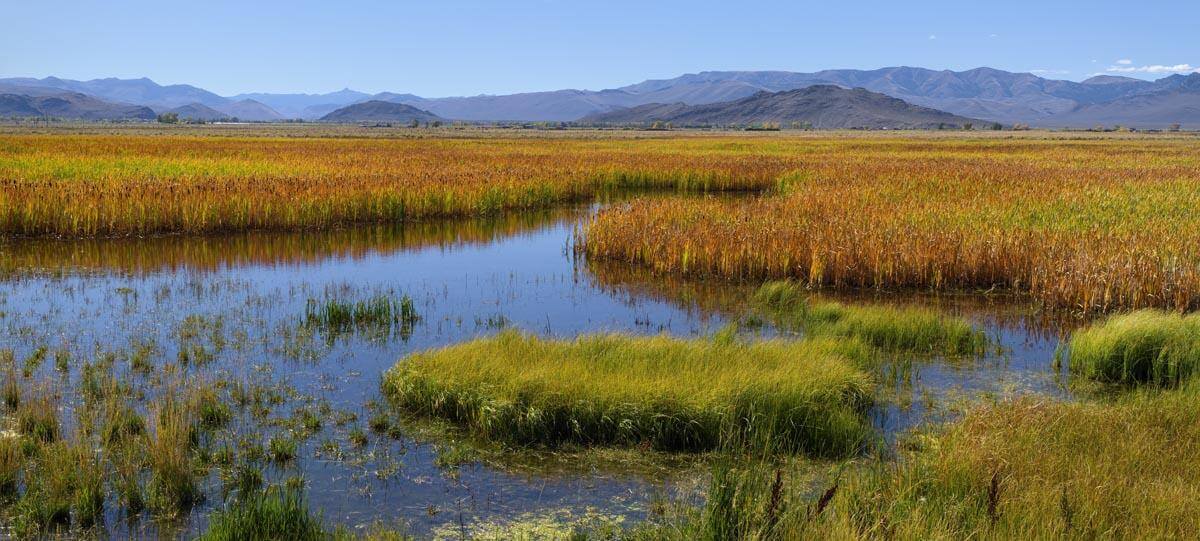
[10,441,104,537]
[0,437,21,498]
[383,330,874,456]
[146,400,201,516]
[16,390,59,443]
[1069,309,1200,386]
[268,435,298,463]
[753,281,987,355]
[199,486,327,541]
[638,386,1200,539]
[304,294,419,340]
[100,403,145,445]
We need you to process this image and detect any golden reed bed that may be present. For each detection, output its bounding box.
[579,135,1200,313]
[4,131,1200,312]
[0,135,781,237]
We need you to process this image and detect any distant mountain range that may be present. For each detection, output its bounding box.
[0,92,155,120]
[581,86,982,129]
[2,68,1199,128]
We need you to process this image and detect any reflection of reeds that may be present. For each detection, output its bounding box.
[584,256,1078,340]
[581,137,1200,313]
[0,207,579,276]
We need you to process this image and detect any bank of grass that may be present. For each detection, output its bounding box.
[1069,309,1200,386]
[752,281,987,355]
[383,330,875,456]
[636,385,1200,540]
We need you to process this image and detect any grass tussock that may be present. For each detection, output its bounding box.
[303,293,419,340]
[1069,309,1200,386]
[383,330,874,456]
[199,486,327,541]
[146,398,202,516]
[753,281,987,355]
[641,388,1200,540]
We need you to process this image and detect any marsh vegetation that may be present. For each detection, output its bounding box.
[0,127,1197,539]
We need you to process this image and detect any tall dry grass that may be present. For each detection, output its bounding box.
[0,135,784,237]
[637,389,1200,540]
[581,137,1200,312]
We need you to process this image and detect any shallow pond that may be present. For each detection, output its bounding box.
[0,198,1071,537]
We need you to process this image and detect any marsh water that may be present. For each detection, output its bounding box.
[0,197,1072,537]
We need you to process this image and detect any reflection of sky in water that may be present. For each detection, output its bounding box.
[0,206,1067,535]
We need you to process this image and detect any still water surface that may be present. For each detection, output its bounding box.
[0,201,1068,536]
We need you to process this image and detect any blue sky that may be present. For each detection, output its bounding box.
[3,0,1197,97]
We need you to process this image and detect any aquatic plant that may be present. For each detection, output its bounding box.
[146,398,201,516]
[304,293,419,340]
[16,389,59,443]
[268,435,298,463]
[199,486,327,541]
[384,330,874,456]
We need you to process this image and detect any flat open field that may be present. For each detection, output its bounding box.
[1,125,1199,539]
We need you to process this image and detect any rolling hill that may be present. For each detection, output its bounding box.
[166,103,229,121]
[581,86,983,129]
[319,100,444,123]
[215,99,284,121]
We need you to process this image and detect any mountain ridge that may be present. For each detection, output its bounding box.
[582,86,984,129]
[2,68,1198,126]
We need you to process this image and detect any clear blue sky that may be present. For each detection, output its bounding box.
[4,0,1197,97]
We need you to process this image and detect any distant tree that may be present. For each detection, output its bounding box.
[1169,123,1182,132]
[409,119,420,128]
[156,112,179,124]
[431,120,443,128]
[962,122,973,131]
[991,122,1003,130]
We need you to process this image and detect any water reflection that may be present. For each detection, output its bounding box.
[0,198,1076,536]
[0,207,578,276]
